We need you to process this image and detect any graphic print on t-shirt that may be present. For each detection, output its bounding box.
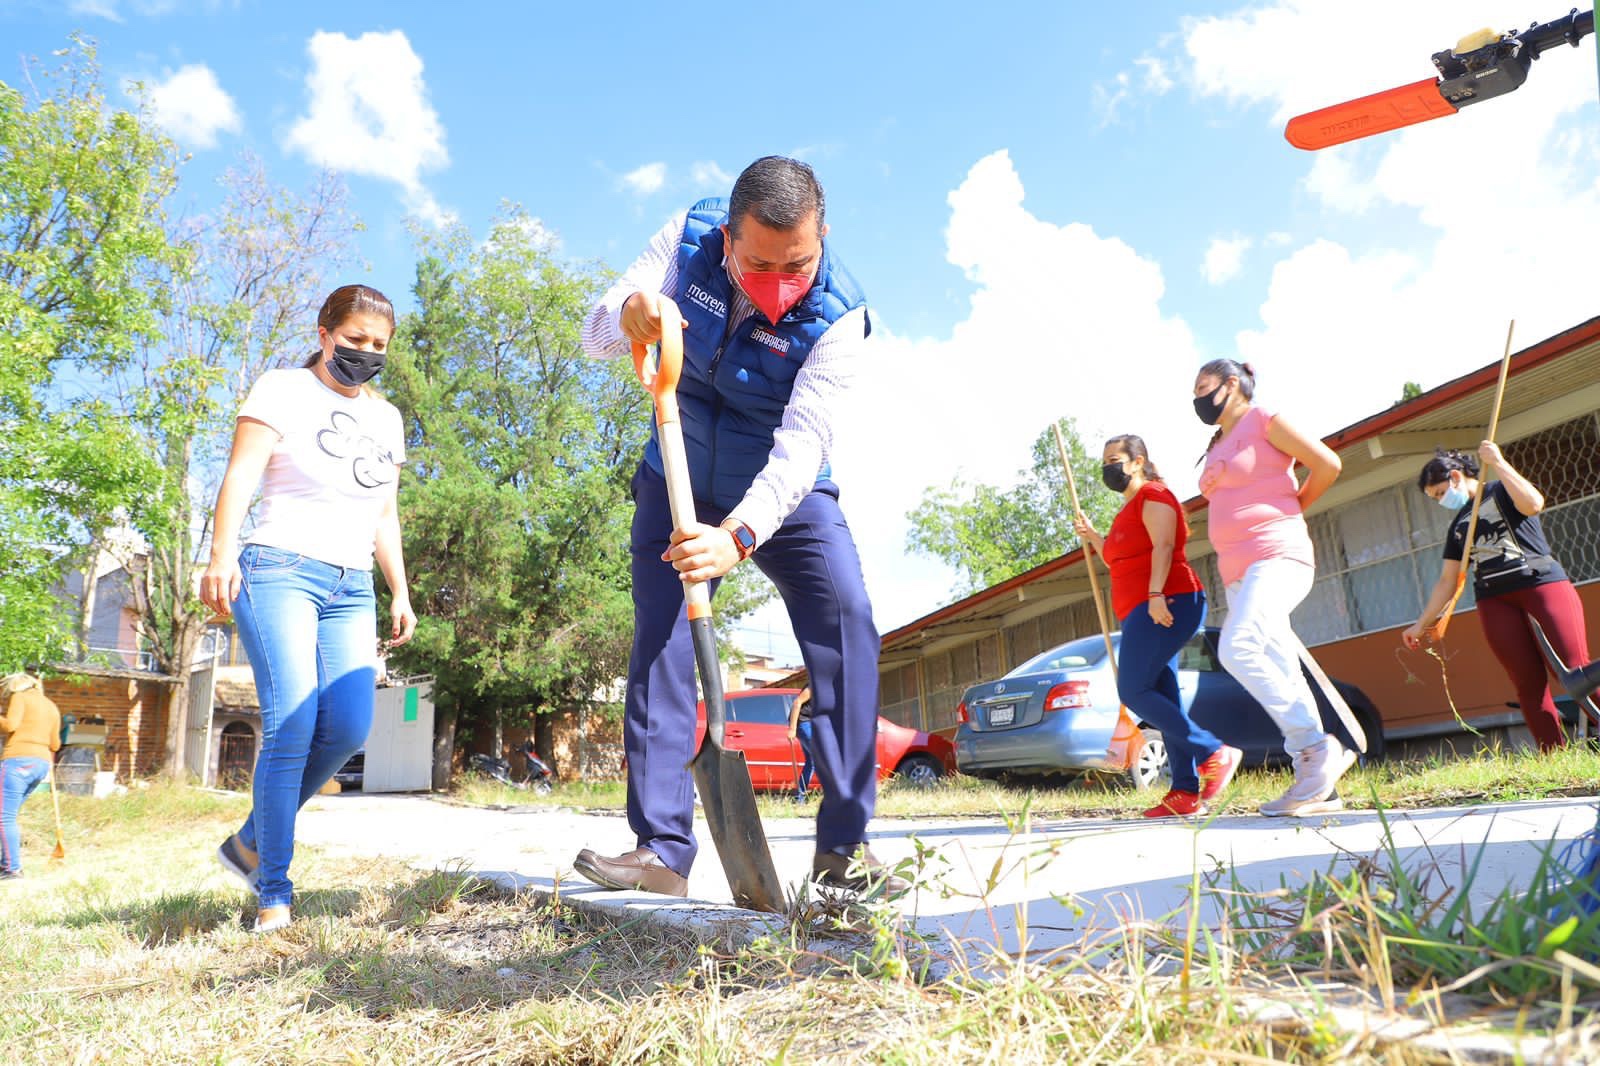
[316,409,397,489]
[1465,496,1525,571]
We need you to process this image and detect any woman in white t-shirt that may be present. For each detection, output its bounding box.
[199,284,416,934]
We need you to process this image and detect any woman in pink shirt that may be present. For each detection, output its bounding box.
[1195,358,1352,816]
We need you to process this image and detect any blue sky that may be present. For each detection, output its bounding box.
[6,0,1597,662]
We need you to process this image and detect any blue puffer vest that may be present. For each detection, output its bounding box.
[641,198,868,509]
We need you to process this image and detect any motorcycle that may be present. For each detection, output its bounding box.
[467,748,554,795]
[519,743,555,794]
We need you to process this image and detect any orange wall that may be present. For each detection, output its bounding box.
[1313,583,1600,733]
[43,674,172,777]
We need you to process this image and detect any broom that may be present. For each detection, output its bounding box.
[48,759,65,861]
[1421,320,1515,643]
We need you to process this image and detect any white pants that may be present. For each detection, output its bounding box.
[1220,558,1327,754]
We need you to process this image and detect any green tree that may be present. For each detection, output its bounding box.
[380,211,651,782]
[906,417,1120,597]
[1395,381,1424,405]
[0,41,185,670]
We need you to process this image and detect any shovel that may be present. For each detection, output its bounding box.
[632,298,786,914]
[1527,618,1600,734]
[48,760,65,861]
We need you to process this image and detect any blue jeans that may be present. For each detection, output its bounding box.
[795,718,816,796]
[1118,590,1218,794]
[232,544,377,907]
[1,757,49,874]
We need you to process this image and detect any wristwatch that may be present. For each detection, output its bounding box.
[724,520,757,561]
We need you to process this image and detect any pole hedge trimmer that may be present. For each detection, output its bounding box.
[1286,6,1595,150]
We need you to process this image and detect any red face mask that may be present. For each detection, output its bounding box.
[727,249,813,324]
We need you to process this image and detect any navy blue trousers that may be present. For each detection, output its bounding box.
[624,463,880,877]
[1117,590,1218,793]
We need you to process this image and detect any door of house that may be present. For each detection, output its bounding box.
[186,660,218,784]
[217,722,255,791]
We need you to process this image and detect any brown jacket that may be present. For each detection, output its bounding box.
[1,684,62,763]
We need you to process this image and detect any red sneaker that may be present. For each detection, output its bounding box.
[1197,745,1242,801]
[1143,789,1205,818]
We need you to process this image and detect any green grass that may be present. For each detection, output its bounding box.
[4,779,1600,1061]
[448,743,1600,823]
[449,772,627,810]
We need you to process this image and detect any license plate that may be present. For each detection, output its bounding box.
[988,702,1016,726]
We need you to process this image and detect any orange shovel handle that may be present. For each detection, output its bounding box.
[629,297,685,426]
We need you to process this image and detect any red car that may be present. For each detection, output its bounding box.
[694,687,955,792]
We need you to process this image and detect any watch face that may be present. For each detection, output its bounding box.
[732,525,756,554]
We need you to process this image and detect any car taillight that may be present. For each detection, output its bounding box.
[956,700,969,723]
[1044,680,1092,712]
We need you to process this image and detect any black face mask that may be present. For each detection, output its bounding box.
[327,343,385,387]
[1193,382,1228,425]
[1101,462,1132,493]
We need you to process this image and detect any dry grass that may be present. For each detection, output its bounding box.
[5,775,1600,1062]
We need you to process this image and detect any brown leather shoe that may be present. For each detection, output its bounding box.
[572,847,688,897]
[811,845,912,897]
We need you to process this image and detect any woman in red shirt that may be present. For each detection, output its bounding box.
[1076,434,1242,817]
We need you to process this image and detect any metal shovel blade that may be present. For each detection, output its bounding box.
[1529,618,1600,731]
[687,617,786,913]
[690,741,786,912]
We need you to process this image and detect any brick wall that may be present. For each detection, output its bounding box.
[43,673,174,778]
[490,706,624,782]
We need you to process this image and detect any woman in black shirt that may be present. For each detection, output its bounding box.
[1402,442,1591,750]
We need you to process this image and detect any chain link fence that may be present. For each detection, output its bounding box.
[1284,411,1600,645]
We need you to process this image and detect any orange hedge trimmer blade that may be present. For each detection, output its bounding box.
[1285,77,1458,150]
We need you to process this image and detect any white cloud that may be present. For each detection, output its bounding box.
[1179,0,1600,440]
[283,30,452,226]
[1201,236,1251,285]
[620,162,667,197]
[1097,52,1174,126]
[1091,70,1133,126]
[689,160,733,190]
[484,214,561,256]
[139,64,240,149]
[1302,150,1377,214]
[68,0,184,18]
[67,0,124,18]
[832,151,1201,627]
[1134,55,1174,94]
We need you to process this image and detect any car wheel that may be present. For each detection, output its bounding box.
[1123,728,1170,792]
[896,754,945,789]
[1351,707,1386,766]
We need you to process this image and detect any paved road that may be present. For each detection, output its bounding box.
[295,793,1600,958]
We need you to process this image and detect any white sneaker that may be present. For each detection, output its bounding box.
[252,905,291,934]
[1260,737,1356,817]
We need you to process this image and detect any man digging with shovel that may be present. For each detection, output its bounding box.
[574,156,907,902]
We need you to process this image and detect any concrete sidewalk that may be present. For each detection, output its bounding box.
[294,793,1600,959]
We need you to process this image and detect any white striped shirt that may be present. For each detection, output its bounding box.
[581,210,869,544]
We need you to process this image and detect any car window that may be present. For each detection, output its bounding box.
[1009,634,1115,676]
[1178,634,1220,672]
[727,693,793,725]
